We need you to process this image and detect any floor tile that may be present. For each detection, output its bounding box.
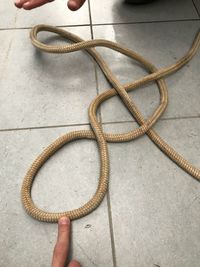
[0,125,113,267]
[0,0,18,29]
[93,21,200,123]
[90,0,198,24]
[0,26,97,130]
[193,0,200,16]
[103,118,200,267]
[0,0,90,29]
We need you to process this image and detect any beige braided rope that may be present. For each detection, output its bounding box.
[21,25,200,222]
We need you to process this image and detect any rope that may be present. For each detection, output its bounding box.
[21,25,200,222]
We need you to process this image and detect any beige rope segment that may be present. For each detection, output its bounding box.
[21,25,200,223]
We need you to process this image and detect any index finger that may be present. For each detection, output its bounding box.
[52,217,71,267]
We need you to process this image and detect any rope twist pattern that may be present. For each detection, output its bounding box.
[21,25,200,222]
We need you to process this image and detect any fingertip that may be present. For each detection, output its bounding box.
[59,216,70,226]
[68,260,81,267]
[15,3,21,8]
[14,0,22,8]
[67,0,79,11]
[15,4,21,8]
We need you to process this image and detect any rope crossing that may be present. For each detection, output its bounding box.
[21,25,200,222]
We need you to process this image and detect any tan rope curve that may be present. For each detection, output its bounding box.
[21,25,200,222]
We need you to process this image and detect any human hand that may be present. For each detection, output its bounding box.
[14,0,86,11]
[52,217,81,267]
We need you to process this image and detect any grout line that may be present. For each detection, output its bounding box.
[91,18,200,27]
[94,66,99,94]
[0,115,200,133]
[93,65,103,126]
[88,0,103,122]
[192,0,200,17]
[102,115,200,126]
[152,115,200,122]
[0,18,199,32]
[88,0,94,39]
[89,37,117,264]
[0,24,91,31]
[107,191,117,267]
[0,122,90,132]
[86,4,117,262]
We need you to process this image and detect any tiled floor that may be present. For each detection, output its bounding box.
[0,0,199,267]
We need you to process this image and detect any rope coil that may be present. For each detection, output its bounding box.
[21,25,200,222]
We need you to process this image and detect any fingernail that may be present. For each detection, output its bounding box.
[59,217,70,225]
[23,1,30,7]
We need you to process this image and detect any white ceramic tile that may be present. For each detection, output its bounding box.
[93,21,200,123]
[0,0,90,29]
[0,0,18,29]
[0,26,98,129]
[0,124,113,267]
[104,118,200,267]
[90,0,198,24]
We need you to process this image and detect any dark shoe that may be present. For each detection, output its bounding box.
[125,0,155,4]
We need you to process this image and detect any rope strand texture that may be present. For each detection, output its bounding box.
[21,25,200,222]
